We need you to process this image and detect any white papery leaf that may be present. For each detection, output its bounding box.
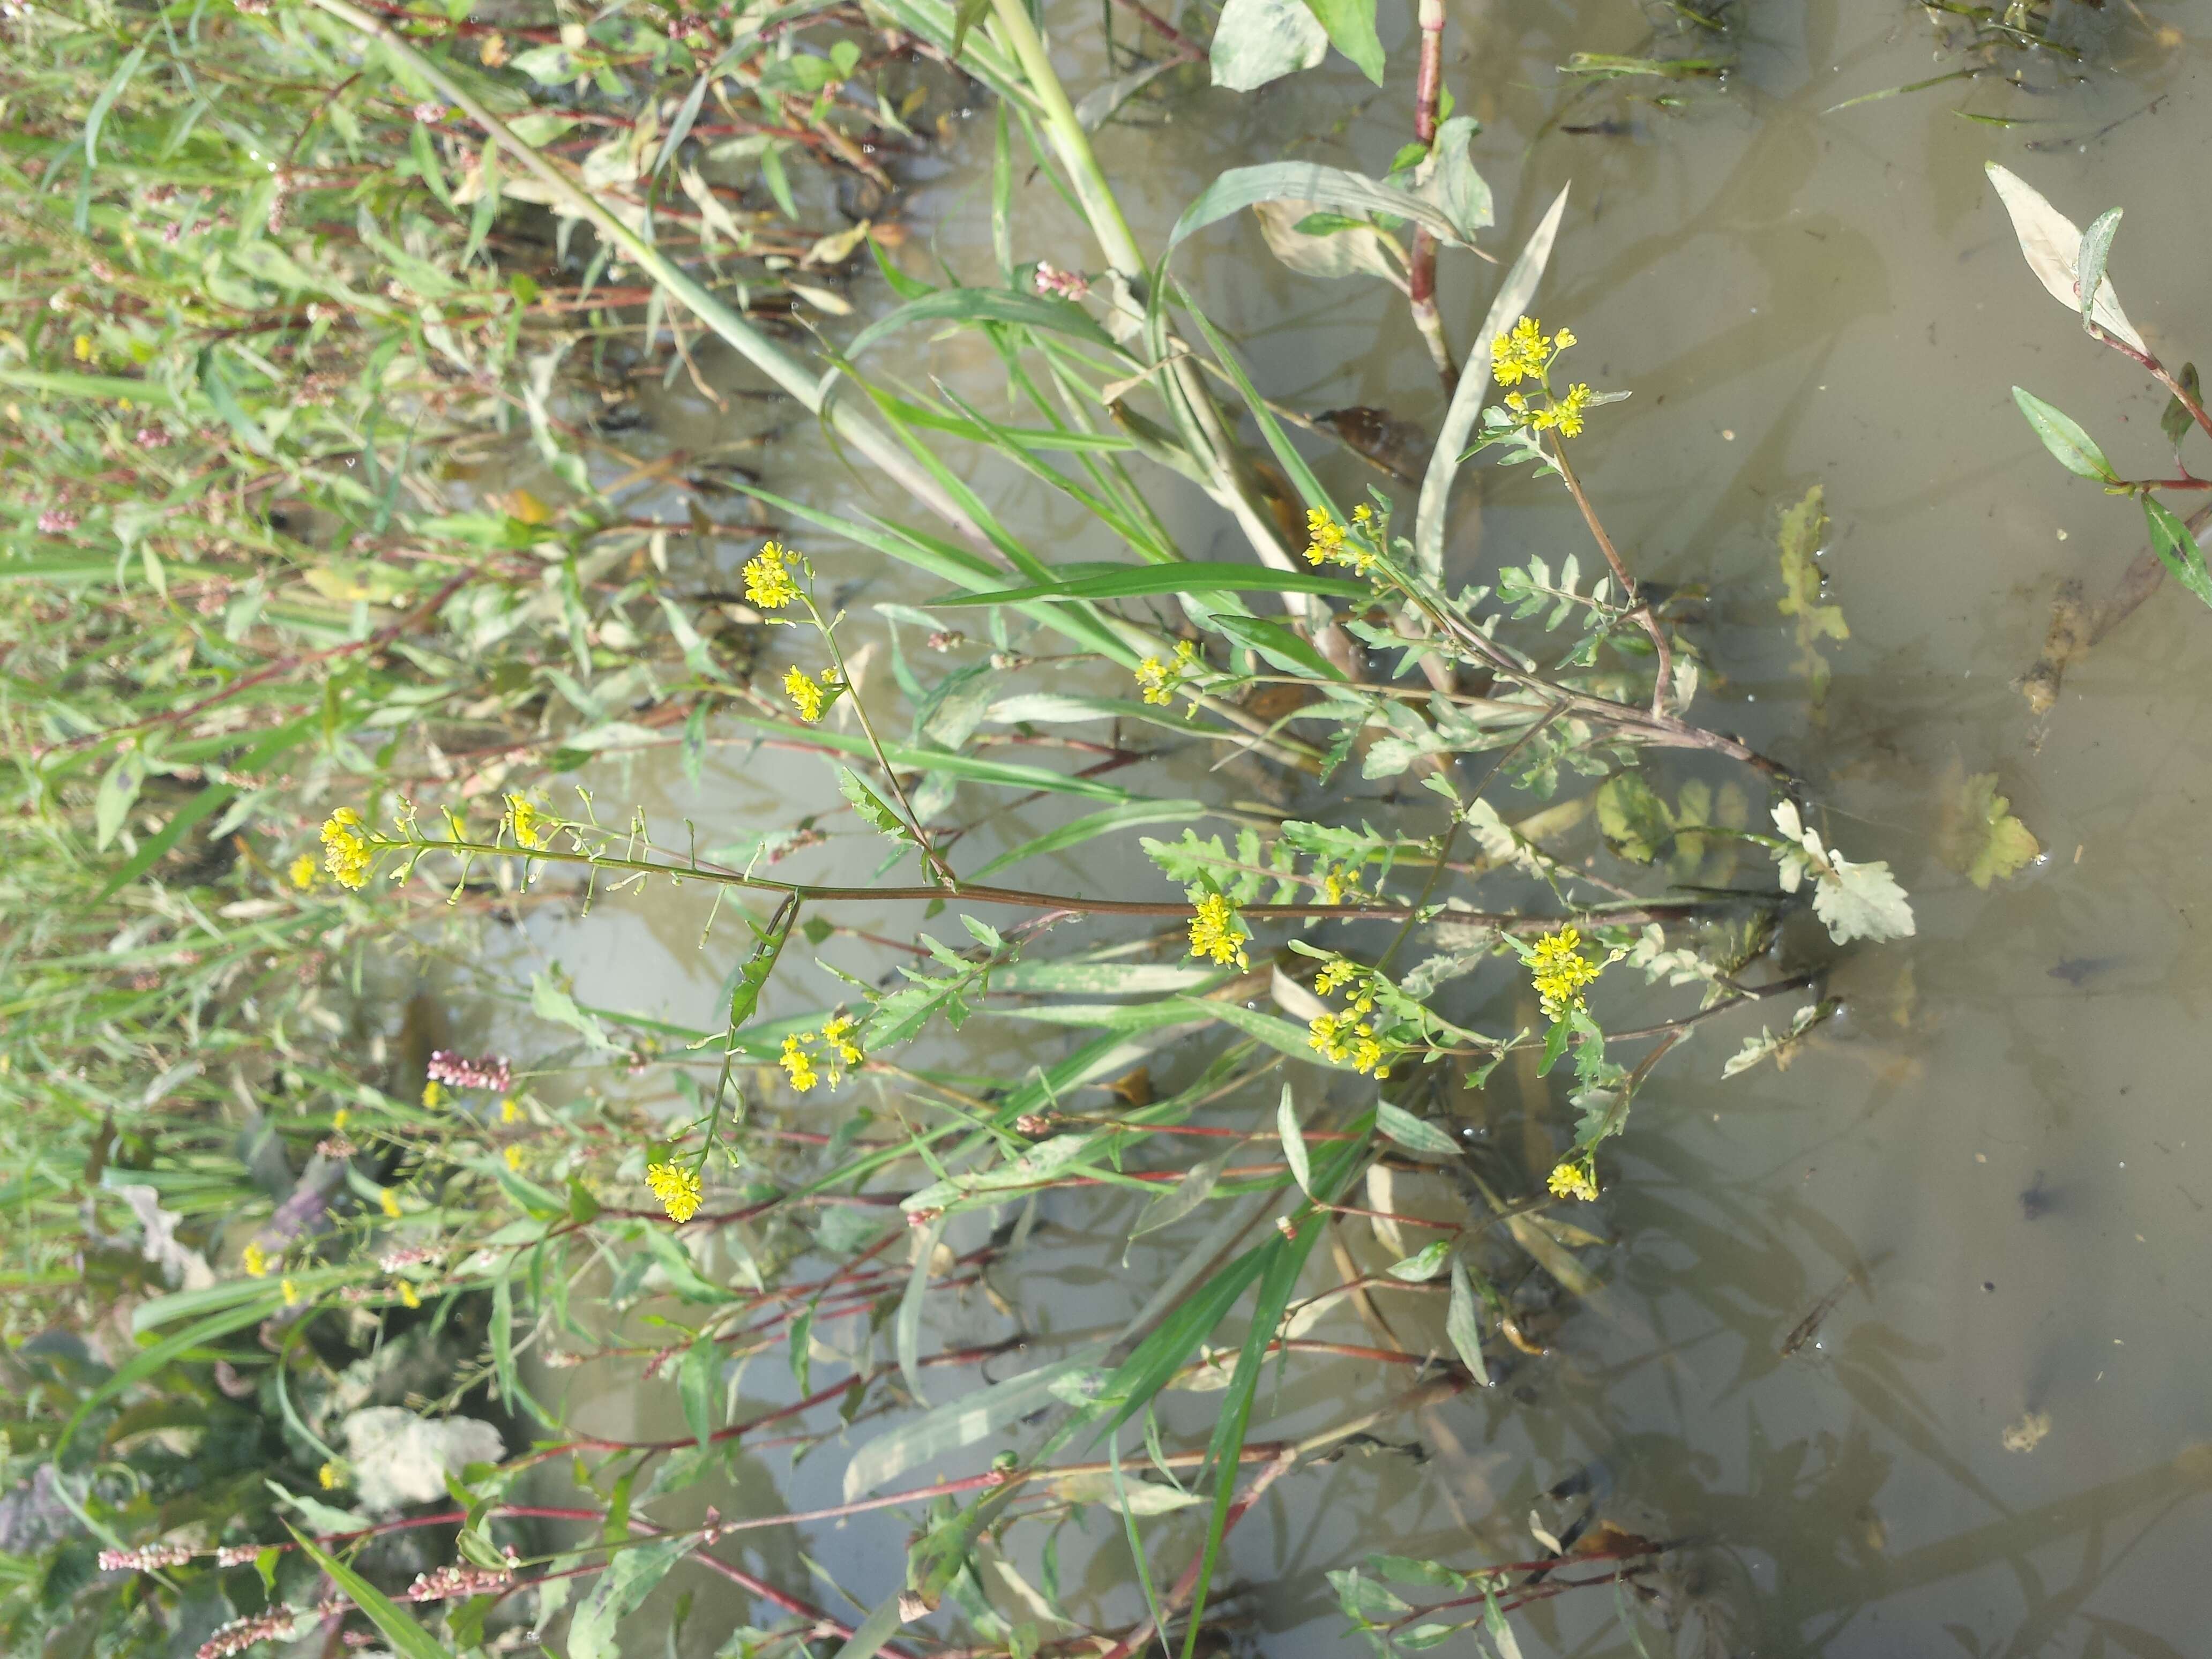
[1985,164,2146,352]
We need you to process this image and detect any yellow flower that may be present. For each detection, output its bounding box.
[646,1160,703,1223]
[422,1079,445,1109]
[1491,316,1556,387]
[1315,958,1357,995]
[73,334,93,362]
[398,1280,421,1309]
[332,1109,349,1132]
[503,1145,523,1171]
[281,1279,301,1306]
[242,1241,272,1279]
[289,854,317,890]
[379,1189,401,1220]
[1530,382,1596,439]
[318,1462,342,1490]
[1528,926,1603,1022]
[1136,641,1199,706]
[499,1097,519,1124]
[780,1032,819,1092]
[319,807,371,890]
[506,793,547,849]
[1307,1012,1387,1075]
[821,1012,863,1068]
[1547,1160,1598,1202]
[1187,891,1249,970]
[1303,507,1347,566]
[784,664,827,722]
[743,541,800,609]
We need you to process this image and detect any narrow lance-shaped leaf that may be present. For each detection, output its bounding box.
[2011,387,2118,484]
[1445,1257,1488,1385]
[1276,1085,1312,1195]
[1417,182,1571,580]
[2076,207,2121,332]
[2143,496,2212,609]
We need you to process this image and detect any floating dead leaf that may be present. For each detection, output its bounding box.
[1312,406,1431,482]
[2001,1410,2051,1454]
[1935,760,2040,888]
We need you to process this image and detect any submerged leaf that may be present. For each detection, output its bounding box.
[1937,766,2041,890]
[1776,484,1845,701]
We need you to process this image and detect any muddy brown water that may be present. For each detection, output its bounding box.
[489,2,2212,1653]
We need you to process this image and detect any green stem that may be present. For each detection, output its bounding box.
[805,595,959,887]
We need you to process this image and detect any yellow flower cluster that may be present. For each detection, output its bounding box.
[744,541,800,610]
[281,1278,301,1306]
[780,1014,864,1093]
[320,807,371,890]
[507,793,548,849]
[422,1079,445,1109]
[398,1280,422,1309]
[1135,639,1200,707]
[1186,891,1249,970]
[1547,1160,1598,1202]
[1307,1011,1388,1077]
[646,1160,703,1223]
[1505,382,1596,439]
[785,664,840,722]
[1301,505,1377,573]
[1314,957,1359,995]
[1528,925,1603,1022]
[318,1462,343,1491]
[242,1241,273,1279]
[503,1145,524,1171]
[289,854,317,891]
[379,1189,402,1219]
[1491,317,1573,387]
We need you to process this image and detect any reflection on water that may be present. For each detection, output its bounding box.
[502,1,2212,1653]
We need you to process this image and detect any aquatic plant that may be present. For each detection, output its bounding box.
[1987,163,2212,612]
[2,2,1924,1658]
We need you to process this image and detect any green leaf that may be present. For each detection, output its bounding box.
[2076,207,2122,331]
[93,751,146,853]
[568,1536,694,1659]
[91,783,238,905]
[2161,363,2200,450]
[929,563,1371,607]
[1169,161,1471,258]
[848,287,1120,358]
[1594,773,1671,864]
[2012,387,2118,483]
[530,971,629,1055]
[290,1533,449,1659]
[1938,768,2041,890]
[1276,1086,1311,1196]
[1210,0,1327,91]
[1296,0,1383,82]
[1415,183,1571,580]
[843,1348,1110,1499]
[829,1594,908,1659]
[679,1336,719,1448]
[2143,495,2212,608]
[968,800,1207,881]
[1374,1100,1460,1159]
[950,0,992,59]
[839,767,912,842]
[727,899,798,1030]
[83,43,148,170]
[1445,1257,1488,1385]
[1386,1239,1450,1281]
